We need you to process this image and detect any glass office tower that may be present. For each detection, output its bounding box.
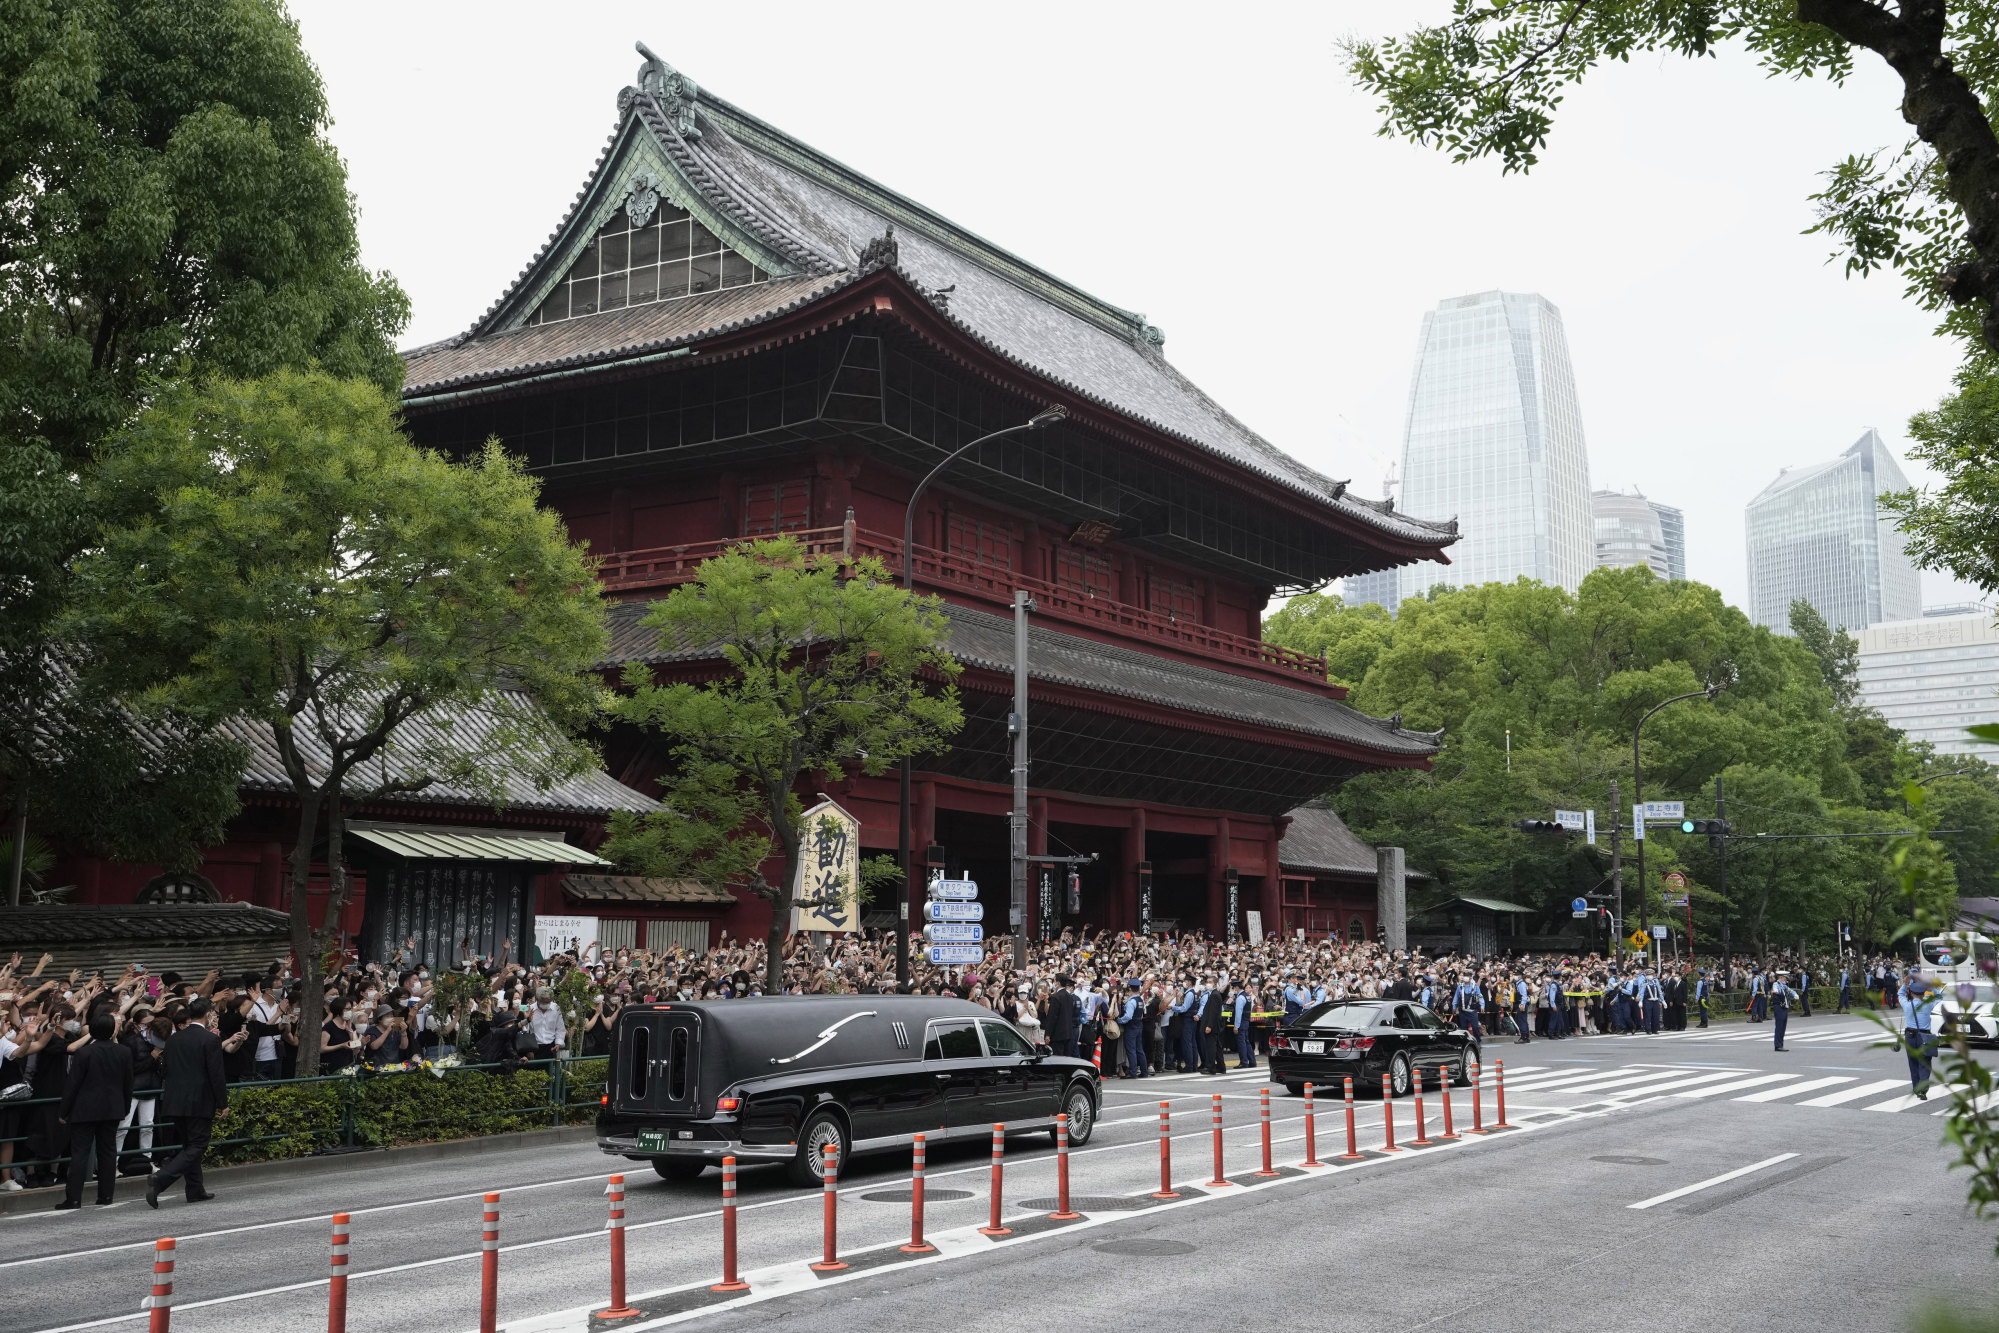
[1745,429,1921,632]
[1397,291,1593,603]
[1592,487,1686,581]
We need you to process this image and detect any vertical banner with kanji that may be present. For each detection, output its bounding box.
[790,798,861,934]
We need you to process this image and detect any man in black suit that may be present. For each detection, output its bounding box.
[1198,976,1228,1074]
[55,1013,134,1210]
[1044,975,1081,1059]
[148,998,228,1208]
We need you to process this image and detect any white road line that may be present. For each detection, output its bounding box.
[1735,1076,1854,1103]
[1865,1085,1962,1113]
[1601,1070,1754,1098]
[1626,1153,1798,1210]
[1797,1078,1910,1107]
[1532,1069,1718,1098]
[1673,1073,1798,1099]
[0,1168,620,1270]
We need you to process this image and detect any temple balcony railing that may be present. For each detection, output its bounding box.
[594,526,1336,690]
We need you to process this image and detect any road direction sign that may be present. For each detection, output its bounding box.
[1556,810,1586,832]
[928,879,979,901]
[926,944,984,964]
[1651,924,1668,939]
[1639,801,1685,822]
[923,900,983,923]
[922,922,983,943]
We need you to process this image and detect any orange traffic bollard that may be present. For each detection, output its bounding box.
[902,1135,936,1252]
[1380,1074,1401,1152]
[712,1156,749,1291]
[328,1213,350,1333]
[1206,1094,1232,1187]
[1411,1069,1432,1146]
[1049,1115,1081,1220]
[1301,1083,1322,1167]
[479,1193,500,1333]
[1256,1088,1280,1176]
[1440,1072,1459,1139]
[1495,1059,1513,1129]
[597,1175,640,1318]
[1468,1062,1488,1134]
[1152,1101,1180,1198]
[979,1124,1012,1236]
[144,1237,175,1333]
[811,1145,848,1271]
[1338,1077,1364,1160]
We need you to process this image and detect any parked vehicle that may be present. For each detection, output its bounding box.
[1931,979,1999,1047]
[597,995,1101,1185]
[1268,1000,1479,1098]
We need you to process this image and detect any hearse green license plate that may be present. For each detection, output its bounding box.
[637,1130,669,1153]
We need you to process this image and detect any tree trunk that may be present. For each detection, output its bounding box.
[288,787,326,1076]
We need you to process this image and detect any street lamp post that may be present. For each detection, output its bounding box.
[896,405,1068,992]
[1631,673,1730,959]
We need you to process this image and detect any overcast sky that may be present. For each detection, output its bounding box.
[291,0,1986,614]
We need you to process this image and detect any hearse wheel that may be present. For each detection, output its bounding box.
[1389,1052,1414,1097]
[788,1110,850,1188]
[653,1158,706,1183]
[1052,1083,1095,1147]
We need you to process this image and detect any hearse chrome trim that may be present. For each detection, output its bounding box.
[770,1010,878,1064]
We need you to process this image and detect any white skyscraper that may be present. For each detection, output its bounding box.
[1857,609,1999,763]
[1593,488,1686,581]
[1396,291,1593,603]
[1745,429,1921,633]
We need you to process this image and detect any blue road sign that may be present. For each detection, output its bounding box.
[922,922,984,943]
[929,879,979,901]
[926,944,984,964]
[924,900,984,923]
[1572,897,1588,914]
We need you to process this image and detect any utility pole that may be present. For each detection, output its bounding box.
[1609,778,1624,961]
[1009,590,1032,970]
[1716,771,1730,970]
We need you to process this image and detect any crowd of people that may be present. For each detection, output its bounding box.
[0,929,1935,1205]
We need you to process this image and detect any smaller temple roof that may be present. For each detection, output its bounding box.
[1280,799,1432,880]
[221,695,658,819]
[563,874,737,905]
[346,822,612,865]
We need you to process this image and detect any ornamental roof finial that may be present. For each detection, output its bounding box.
[634,41,701,140]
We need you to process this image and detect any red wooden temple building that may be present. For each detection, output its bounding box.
[33,48,1454,965]
[397,48,1456,947]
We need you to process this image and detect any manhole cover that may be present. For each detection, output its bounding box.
[1591,1154,1667,1166]
[1093,1239,1195,1256]
[1018,1195,1154,1212]
[861,1188,973,1203]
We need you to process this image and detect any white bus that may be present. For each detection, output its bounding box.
[1917,931,1997,987]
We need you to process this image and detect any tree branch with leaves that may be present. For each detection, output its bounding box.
[602,538,963,994]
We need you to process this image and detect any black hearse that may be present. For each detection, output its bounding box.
[597,994,1101,1185]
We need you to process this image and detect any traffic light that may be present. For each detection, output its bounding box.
[1689,819,1731,837]
[1679,818,1696,833]
[1513,820,1570,836]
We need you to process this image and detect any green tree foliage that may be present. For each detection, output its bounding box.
[1265,567,1959,951]
[0,0,409,875]
[602,539,964,993]
[1787,598,1862,710]
[71,371,609,1072]
[1892,360,1999,593]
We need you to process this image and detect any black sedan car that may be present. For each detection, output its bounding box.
[1269,1000,1480,1098]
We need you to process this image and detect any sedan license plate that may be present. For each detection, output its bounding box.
[637,1130,669,1153]
[1300,1040,1325,1054]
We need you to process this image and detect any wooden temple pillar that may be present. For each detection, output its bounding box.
[1207,814,1231,939]
[1121,807,1146,933]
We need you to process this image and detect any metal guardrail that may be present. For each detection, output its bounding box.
[0,1056,608,1177]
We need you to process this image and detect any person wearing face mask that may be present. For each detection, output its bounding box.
[320,1003,358,1075]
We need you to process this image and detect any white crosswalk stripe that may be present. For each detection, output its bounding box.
[1601,1070,1753,1098]
[1674,1072,1797,1098]
[1866,1085,1963,1112]
[1797,1078,1906,1107]
[1737,1075,1853,1102]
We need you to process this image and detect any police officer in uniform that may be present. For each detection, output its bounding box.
[1769,970,1798,1051]
[1694,969,1711,1028]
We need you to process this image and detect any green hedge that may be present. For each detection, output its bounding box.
[202,1057,610,1168]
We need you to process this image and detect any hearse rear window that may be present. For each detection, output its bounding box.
[924,1020,981,1059]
